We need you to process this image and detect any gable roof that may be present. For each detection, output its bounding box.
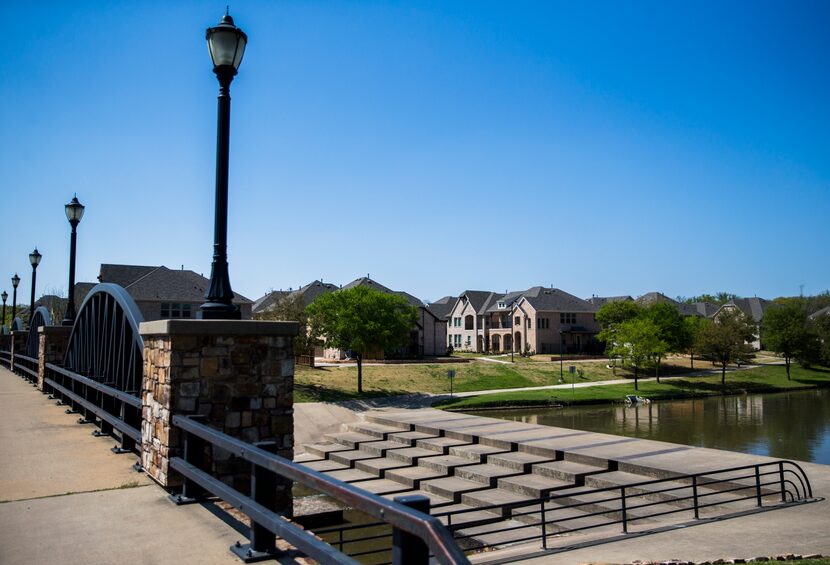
[112,265,253,304]
[585,295,634,308]
[718,297,771,323]
[809,306,830,320]
[342,277,424,308]
[252,290,291,314]
[98,264,158,287]
[519,286,597,313]
[690,301,719,317]
[425,296,457,320]
[484,290,523,313]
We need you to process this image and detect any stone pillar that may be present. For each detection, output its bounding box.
[37,326,72,390]
[139,319,298,511]
[9,331,27,372]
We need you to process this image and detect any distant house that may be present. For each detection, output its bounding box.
[94,263,253,321]
[585,295,634,308]
[713,297,772,350]
[635,291,714,318]
[447,286,601,354]
[252,280,338,317]
[809,306,830,321]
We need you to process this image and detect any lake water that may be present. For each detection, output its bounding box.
[472,388,830,465]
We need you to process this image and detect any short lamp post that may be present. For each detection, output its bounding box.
[1,290,7,328]
[29,248,42,327]
[199,11,247,320]
[11,274,20,324]
[62,196,86,325]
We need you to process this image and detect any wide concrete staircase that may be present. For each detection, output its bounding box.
[295,410,785,550]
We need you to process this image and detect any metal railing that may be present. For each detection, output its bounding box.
[0,349,11,369]
[13,353,39,384]
[432,460,814,551]
[42,362,142,453]
[171,415,470,565]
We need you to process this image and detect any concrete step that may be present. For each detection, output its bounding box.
[421,476,492,502]
[386,430,437,446]
[449,518,541,550]
[434,504,504,531]
[356,440,405,457]
[498,474,574,498]
[385,466,446,489]
[350,478,412,496]
[448,444,507,462]
[487,451,556,472]
[354,457,410,478]
[563,449,616,469]
[380,489,455,509]
[454,464,525,487]
[416,437,470,454]
[299,459,348,473]
[461,487,533,516]
[583,471,750,509]
[324,431,376,449]
[328,449,379,467]
[304,442,353,459]
[418,454,480,475]
[293,453,322,464]
[322,468,377,483]
[532,460,607,484]
[349,421,409,439]
[386,447,439,465]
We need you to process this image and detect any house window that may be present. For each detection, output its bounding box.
[515,316,521,326]
[454,317,462,327]
[498,302,506,309]
[527,318,532,329]
[454,335,462,347]
[161,303,192,319]
[560,313,576,325]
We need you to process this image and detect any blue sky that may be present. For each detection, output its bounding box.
[1,1,828,304]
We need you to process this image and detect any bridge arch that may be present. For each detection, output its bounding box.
[25,306,52,358]
[64,283,145,395]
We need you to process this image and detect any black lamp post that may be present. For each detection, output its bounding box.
[11,274,20,324]
[62,196,86,325]
[199,11,247,320]
[29,248,42,327]
[1,290,7,328]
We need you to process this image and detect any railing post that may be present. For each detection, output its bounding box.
[540,497,548,550]
[779,462,786,503]
[172,416,207,504]
[692,475,700,519]
[112,400,136,454]
[755,465,763,507]
[620,487,628,534]
[231,441,280,562]
[94,392,114,437]
[392,495,431,565]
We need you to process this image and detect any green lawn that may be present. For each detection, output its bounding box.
[433,365,830,410]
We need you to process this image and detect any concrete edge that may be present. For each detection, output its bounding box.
[139,319,300,337]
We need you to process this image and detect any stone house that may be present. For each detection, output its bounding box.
[94,263,253,321]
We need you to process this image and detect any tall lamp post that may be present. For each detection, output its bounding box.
[29,248,42,327]
[62,196,86,325]
[199,11,247,320]
[1,290,7,328]
[11,274,20,324]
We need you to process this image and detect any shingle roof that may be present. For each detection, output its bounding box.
[253,290,291,314]
[520,286,597,313]
[636,292,679,306]
[636,291,707,317]
[585,295,634,307]
[457,291,499,314]
[117,266,252,303]
[98,264,158,287]
[690,301,719,317]
[425,296,457,320]
[483,290,523,313]
[342,277,424,307]
[721,297,771,323]
[809,306,830,320]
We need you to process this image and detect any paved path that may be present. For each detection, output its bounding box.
[0,367,300,565]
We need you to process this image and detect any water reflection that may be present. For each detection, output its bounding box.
[476,389,830,464]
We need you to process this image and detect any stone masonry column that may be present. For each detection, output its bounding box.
[37,326,72,391]
[9,330,27,373]
[139,319,298,511]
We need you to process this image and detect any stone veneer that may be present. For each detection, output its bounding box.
[139,319,298,510]
[37,326,72,390]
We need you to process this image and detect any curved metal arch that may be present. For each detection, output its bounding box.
[10,317,23,332]
[25,306,52,359]
[64,283,145,396]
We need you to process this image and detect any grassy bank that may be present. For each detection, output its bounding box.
[433,365,830,410]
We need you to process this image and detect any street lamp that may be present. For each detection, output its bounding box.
[1,290,7,329]
[62,195,86,325]
[199,11,247,320]
[11,274,20,324]
[29,248,42,327]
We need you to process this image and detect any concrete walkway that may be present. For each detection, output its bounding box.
[0,367,296,565]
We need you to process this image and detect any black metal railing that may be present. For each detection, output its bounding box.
[13,353,39,384]
[42,362,142,454]
[432,460,814,551]
[171,415,470,565]
[0,348,12,369]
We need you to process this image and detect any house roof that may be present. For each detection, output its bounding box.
[585,295,634,307]
[457,291,496,313]
[483,290,523,313]
[519,286,597,313]
[718,297,771,323]
[108,265,252,304]
[636,291,710,317]
[252,290,291,314]
[425,296,457,320]
[636,292,679,306]
[690,301,719,317]
[809,306,830,320]
[253,280,338,314]
[342,277,424,308]
[98,264,158,287]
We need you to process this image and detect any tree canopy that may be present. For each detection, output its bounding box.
[306,286,418,393]
[611,317,666,390]
[256,293,318,356]
[696,310,755,384]
[763,301,821,380]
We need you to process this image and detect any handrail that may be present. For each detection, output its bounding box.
[172,414,471,565]
[46,363,141,408]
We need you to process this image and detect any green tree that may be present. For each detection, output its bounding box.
[811,313,830,366]
[613,317,666,391]
[643,302,688,382]
[596,301,643,367]
[763,302,820,380]
[696,310,755,385]
[306,286,417,393]
[256,293,318,357]
[683,315,704,369]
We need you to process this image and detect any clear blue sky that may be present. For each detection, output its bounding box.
[2,1,828,304]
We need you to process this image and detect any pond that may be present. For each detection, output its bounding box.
[472,388,830,465]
